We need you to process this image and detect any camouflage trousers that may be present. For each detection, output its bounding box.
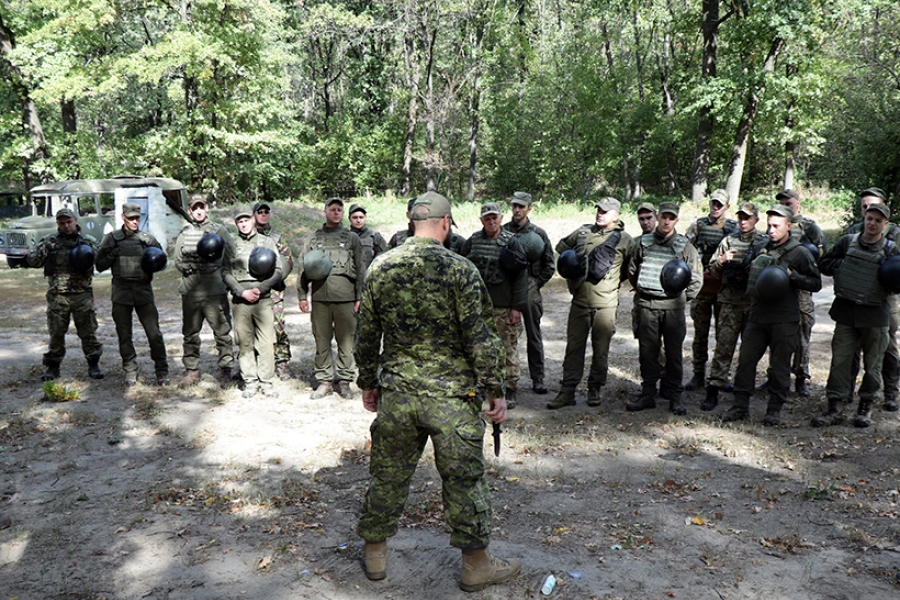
[271,289,292,364]
[707,302,749,388]
[791,291,814,380]
[44,291,102,366]
[690,291,721,374]
[181,294,233,370]
[358,389,492,549]
[494,307,523,391]
[826,324,889,406]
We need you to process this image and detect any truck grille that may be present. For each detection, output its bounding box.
[8,232,26,247]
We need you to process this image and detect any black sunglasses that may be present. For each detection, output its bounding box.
[256,209,270,215]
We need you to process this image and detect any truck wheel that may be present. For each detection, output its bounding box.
[6,256,27,269]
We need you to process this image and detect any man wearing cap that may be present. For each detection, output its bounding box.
[761,189,826,397]
[813,202,899,428]
[96,202,169,386]
[702,202,768,410]
[626,201,702,415]
[27,207,104,381]
[843,188,900,412]
[253,202,295,380]
[548,197,633,409]
[355,191,519,591]
[684,189,738,391]
[502,191,555,394]
[223,211,283,398]
[719,204,821,425]
[632,202,669,399]
[461,203,528,408]
[297,197,365,400]
[349,203,388,271]
[173,193,234,386]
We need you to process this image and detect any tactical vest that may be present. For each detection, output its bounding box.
[308,227,357,280]
[44,232,94,292]
[636,233,687,292]
[180,221,225,272]
[695,217,737,263]
[354,227,376,266]
[468,230,515,285]
[833,235,891,306]
[110,229,154,281]
[230,234,272,283]
[790,216,820,248]
[721,232,767,288]
[746,239,799,298]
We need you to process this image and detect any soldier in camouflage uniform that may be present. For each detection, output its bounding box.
[355,191,520,592]
[349,203,387,272]
[626,201,703,415]
[684,189,737,391]
[843,188,900,412]
[297,198,365,400]
[174,194,233,386]
[461,202,529,408]
[548,198,633,409]
[814,203,899,428]
[253,202,294,380]
[96,202,169,386]
[27,208,104,381]
[223,211,284,398]
[702,203,768,410]
[502,191,555,394]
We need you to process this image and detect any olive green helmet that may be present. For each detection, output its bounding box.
[303,249,333,281]
[518,231,545,263]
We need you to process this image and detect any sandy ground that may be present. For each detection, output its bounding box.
[2,212,900,599]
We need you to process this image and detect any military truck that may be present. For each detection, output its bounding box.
[1,176,191,268]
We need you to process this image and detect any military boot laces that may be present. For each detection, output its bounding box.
[459,548,522,593]
[41,363,60,382]
[853,401,872,428]
[363,540,387,581]
[87,358,104,380]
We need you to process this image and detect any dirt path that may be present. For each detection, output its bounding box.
[2,229,899,599]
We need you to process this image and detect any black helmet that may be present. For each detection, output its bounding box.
[500,237,528,273]
[755,264,791,303]
[141,246,168,273]
[557,249,586,280]
[660,259,691,295]
[68,244,95,273]
[801,241,820,263]
[879,255,900,294]
[196,233,224,262]
[249,246,277,280]
[302,249,333,280]
[518,231,546,263]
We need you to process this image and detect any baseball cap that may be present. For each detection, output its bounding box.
[122,202,142,218]
[658,201,680,217]
[56,208,77,219]
[253,202,271,213]
[596,197,621,212]
[766,204,794,219]
[348,203,366,215]
[636,202,656,214]
[189,193,209,208]
[325,197,343,208]
[234,211,253,222]
[867,203,891,220]
[480,202,502,217]
[710,189,730,205]
[511,191,532,206]
[411,191,455,224]
[736,202,758,217]
[775,189,800,201]
[859,187,886,201]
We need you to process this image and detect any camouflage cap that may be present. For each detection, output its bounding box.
[775,189,800,201]
[736,202,758,217]
[867,203,891,220]
[511,191,532,206]
[348,203,366,215]
[710,189,730,205]
[766,204,794,219]
[596,197,621,212]
[859,187,886,201]
[234,211,253,222]
[253,201,271,213]
[189,193,209,208]
[122,202,142,218]
[636,202,656,214]
[480,202,502,217]
[325,197,343,208]
[56,208,77,219]
[658,201,680,217]
[411,191,455,224]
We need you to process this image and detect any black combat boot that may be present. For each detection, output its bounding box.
[626,394,656,412]
[669,394,687,416]
[853,400,872,428]
[701,386,719,411]
[505,388,517,409]
[87,358,104,380]
[684,370,705,391]
[811,399,844,427]
[883,394,899,412]
[795,377,810,397]
[41,361,60,382]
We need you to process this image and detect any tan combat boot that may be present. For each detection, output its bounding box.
[363,540,387,580]
[180,369,200,385]
[459,547,521,592]
[310,381,333,399]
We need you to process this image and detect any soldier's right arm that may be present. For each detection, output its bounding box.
[26,237,51,268]
[94,233,117,272]
[818,235,848,278]
[173,228,192,276]
[221,242,243,297]
[707,237,730,277]
[555,229,578,254]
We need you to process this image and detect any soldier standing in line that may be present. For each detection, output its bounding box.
[355,191,519,592]
[813,203,899,428]
[548,198,633,409]
[173,194,234,386]
[702,202,768,410]
[95,202,169,387]
[461,202,528,408]
[28,208,104,381]
[297,198,365,400]
[349,203,388,271]
[388,198,416,249]
[626,201,702,415]
[684,189,737,391]
[502,191,555,394]
[253,202,295,381]
[843,188,900,412]
[631,202,669,398]
[222,211,283,398]
[719,205,821,425]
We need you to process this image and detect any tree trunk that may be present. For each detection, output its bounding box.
[691,0,719,202]
[423,28,438,192]
[467,18,485,202]
[401,32,420,197]
[783,63,797,190]
[725,37,785,201]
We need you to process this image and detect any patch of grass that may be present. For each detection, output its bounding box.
[42,381,80,402]
[805,481,835,500]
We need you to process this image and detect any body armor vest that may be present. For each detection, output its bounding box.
[354,228,376,268]
[721,232,767,288]
[747,239,799,298]
[308,228,357,280]
[636,233,687,292]
[468,230,515,285]
[111,230,154,281]
[790,216,818,246]
[180,221,225,272]
[695,217,737,263]
[834,235,891,306]
[231,234,274,283]
[44,232,93,292]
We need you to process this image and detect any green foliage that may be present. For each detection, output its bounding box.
[42,381,80,402]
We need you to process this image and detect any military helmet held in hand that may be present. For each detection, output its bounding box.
[755,264,791,303]
[69,244,96,273]
[249,246,278,280]
[196,233,224,261]
[518,231,545,263]
[302,249,333,281]
[660,259,691,295]
[141,246,168,273]
[557,249,586,280]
